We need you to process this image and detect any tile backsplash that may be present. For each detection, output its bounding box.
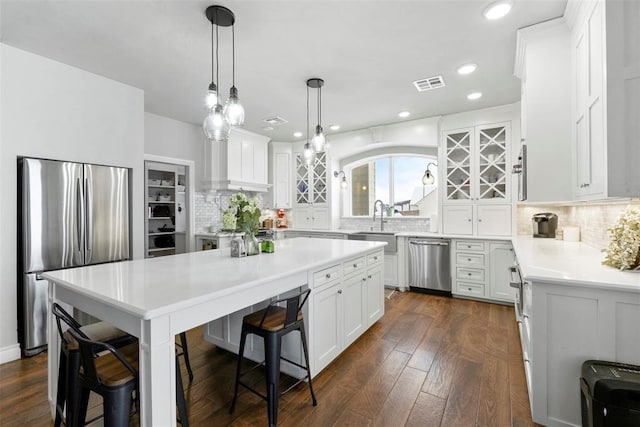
[517,199,640,249]
[339,217,431,233]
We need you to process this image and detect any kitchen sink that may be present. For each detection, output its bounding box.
[347,231,397,254]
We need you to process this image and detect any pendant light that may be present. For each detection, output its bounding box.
[307,78,326,152]
[303,81,316,165]
[202,5,241,142]
[223,21,245,126]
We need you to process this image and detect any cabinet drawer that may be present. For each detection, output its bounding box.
[343,256,366,277]
[455,241,485,252]
[456,253,485,267]
[456,281,485,297]
[313,265,341,289]
[367,251,384,266]
[456,267,485,282]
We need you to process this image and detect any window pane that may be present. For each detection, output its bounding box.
[374,158,390,206]
[392,157,437,216]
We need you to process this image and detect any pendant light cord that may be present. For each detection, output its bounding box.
[215,9,220,96]
[306,85,310,144]
[210,22,214,84]
[318,85,322,128]
[232,24,236,87]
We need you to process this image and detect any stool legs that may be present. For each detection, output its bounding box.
[179,332,193,383]
[264,333,282,427]
[102,384,135,427]
[176,355,189,427]
[54,351,68,427]
[298,323,317,406]
[229,328,248,414]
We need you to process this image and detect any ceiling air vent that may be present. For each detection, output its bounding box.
[413,75,446,92]
[262,116,288,126]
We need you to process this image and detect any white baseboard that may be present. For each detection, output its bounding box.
[0,344,21,364]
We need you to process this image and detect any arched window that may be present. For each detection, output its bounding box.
[343,154,438,217]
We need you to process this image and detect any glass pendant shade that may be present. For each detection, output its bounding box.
[224,86,245,126]
[302,142,316,165]
[204,82,218,111]
[340,177,348,190]
[312,125,326,152]
[422,170,435,185]
[203,104,231,142]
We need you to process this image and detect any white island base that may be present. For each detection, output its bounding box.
[205,247,385,378]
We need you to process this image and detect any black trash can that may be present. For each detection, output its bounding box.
[580,360,640,427]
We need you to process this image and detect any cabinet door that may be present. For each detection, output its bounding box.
[274,151,292,208]
[294,154,311,205]
[292,207,312,229]
[312,151,328,205]
[252,139,268,185]
[442,205,473,235]
[489,243,516,302]
[227,134,243,182]
[476,205,512,236]
[384,254,397,287]
[366,266,384,326]
[342,275,365,347]
[476,123,510,202]
[444,128,473,202]
[313,284,342,371]
[311,207,330,230]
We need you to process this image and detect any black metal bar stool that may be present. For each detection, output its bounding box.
[177,332,194,383]
[229,288,317,426]
[52,303,136,427]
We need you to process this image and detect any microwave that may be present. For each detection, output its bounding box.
[512,144,527,201]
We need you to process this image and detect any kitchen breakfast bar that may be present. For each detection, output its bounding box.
[43,238,386,426]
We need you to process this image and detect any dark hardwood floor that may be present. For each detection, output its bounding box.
[0,292,538,426]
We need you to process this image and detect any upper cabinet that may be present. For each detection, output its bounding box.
[515,19,572,202]
[201,128,271,192]
[441,123,512,237]
[293,151,330,229]
[268,142,293,209]
[567,0,640,199]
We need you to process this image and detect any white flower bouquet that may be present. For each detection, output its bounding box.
[227,192,261,236]
[602,207,640,270]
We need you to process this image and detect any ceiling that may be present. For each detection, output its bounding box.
[0,0,567,142]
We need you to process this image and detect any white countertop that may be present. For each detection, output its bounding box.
[44,238,385,320]
[512,236,640,292]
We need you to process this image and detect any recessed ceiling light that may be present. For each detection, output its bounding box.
[398,111,411,118]
[293,131,303,138]
[467,92,483,100]
[483,0,513,20]
[262,126,274,131]
[457,63,478,75]
[329,125,340,131]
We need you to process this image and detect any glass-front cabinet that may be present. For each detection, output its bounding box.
[444,123,510,203]
[442,122,511,237]
[293,151,329,229]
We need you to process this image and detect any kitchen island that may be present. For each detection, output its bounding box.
[43,237,385,427]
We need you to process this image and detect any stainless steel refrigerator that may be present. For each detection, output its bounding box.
[18,158,130,356]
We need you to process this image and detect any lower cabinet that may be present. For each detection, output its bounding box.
[204,249,385,378]
[452,239,515,303]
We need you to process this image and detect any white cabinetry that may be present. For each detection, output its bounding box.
[201,128,271,192]
[441,124,512,237]
[519,279,640,426]
[293,151,330,229]
[514,19,572,202]
[268,142,292,209]
[568,0,640,199]
[204,248,385,378]
[451,239,514,303]
[311,250,384,375]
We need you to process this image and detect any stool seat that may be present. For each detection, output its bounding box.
[63,322,130,351]
[244,306,303,331]
[86,341,139,387]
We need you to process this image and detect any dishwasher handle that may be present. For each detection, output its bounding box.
[409,240,449,246]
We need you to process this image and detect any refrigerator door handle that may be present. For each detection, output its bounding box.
[85,177,93,263]
[77,177,85,263]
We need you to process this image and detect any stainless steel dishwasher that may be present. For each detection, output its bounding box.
[408,238,451,296]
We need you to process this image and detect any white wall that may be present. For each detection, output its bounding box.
[0,44,145,362]
[144,112,203,172]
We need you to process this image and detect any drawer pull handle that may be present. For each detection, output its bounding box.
[326,273,331,279]
[468,287,472,291]
[373,256,378,260]
[467,245,472,248]
[362,278,366,282]
[353,264,358,268]
[468,258,472,261]
[368,275,372,279]
[338,290,342,294]
[468,273,472,276]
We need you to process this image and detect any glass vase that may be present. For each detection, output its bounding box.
[244,233,260,256]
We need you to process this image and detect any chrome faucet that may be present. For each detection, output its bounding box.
[373,199,387,231]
